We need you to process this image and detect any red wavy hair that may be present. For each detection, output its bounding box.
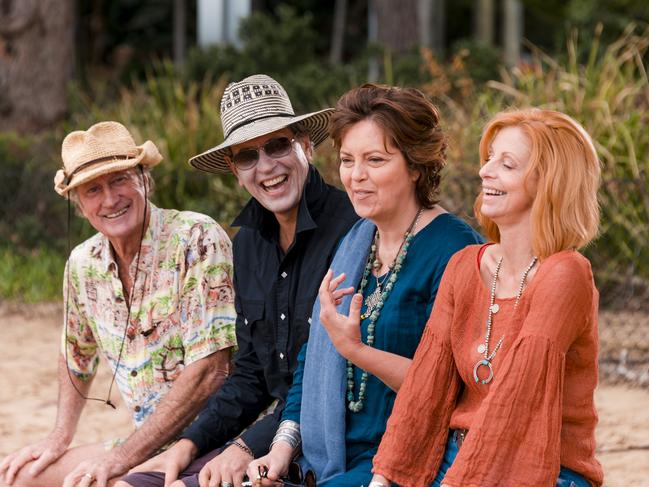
[474,109,600,258]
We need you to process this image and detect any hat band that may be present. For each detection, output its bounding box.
[65,155,132,185]
[224,112,295,140]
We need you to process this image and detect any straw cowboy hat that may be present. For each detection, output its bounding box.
[189,74,333,174]
[54,121,163,196]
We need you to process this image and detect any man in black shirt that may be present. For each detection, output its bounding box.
[122,76,357,487]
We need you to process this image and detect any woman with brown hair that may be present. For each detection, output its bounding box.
[246,84,482,486]
[370,109,603,487]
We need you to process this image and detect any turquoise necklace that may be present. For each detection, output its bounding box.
[347,208,423,413]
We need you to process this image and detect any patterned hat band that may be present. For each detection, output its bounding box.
[188,74,334,174]
[224,112,294,140]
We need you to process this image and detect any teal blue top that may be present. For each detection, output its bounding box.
[283,213,483,481]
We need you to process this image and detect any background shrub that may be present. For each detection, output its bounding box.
[1,23,647,307]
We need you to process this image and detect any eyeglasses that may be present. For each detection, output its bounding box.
[231,137,295,170]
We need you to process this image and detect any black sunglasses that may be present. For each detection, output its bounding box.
[232,136,295,170]
[249,463,316,487]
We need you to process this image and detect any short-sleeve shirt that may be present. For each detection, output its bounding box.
[62,204,237,427]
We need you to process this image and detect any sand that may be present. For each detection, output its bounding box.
[1,304,648,486]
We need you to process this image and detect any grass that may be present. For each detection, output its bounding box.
[0,247,66,302]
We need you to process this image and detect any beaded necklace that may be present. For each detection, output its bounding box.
[473,255,538,385]
[347,208,423,413]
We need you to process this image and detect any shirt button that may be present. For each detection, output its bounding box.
[280,313,286,320]
[244,318,249,325]
[130,370,138,377]
[308,317,312,324]
[279,353,285,359]
[281,271,288,279]
[134,405,141,412]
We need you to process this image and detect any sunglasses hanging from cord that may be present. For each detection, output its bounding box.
[63,166,148,408]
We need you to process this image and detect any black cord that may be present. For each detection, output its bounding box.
[64,166,148,409]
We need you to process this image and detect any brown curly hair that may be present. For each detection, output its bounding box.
[329,83,447,208]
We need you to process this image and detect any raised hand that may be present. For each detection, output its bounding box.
[318,269,364,359]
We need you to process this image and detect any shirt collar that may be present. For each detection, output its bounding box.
[232,165,327,240]
[98,203,159,273]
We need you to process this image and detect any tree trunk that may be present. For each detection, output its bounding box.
[431,0,445,53]
[329,0,347,65]
[474,0,494,46]
[367,0,379,81]
[418,0,445,53]
[502,0,523,66]
[373,0,419,55]
[173,0,186,67]
[0,0,75,132]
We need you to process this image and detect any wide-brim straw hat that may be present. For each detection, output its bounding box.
[189,74,333,174]
[54,121,163,196]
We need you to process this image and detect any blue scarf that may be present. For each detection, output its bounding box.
[300,219,375,482]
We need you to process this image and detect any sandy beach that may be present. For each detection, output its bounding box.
[1,303,648,486]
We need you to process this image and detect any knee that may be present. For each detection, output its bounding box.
[4,471,46,487]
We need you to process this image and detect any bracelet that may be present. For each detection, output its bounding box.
[368,482,386,487]
[270,432,300,450]
[277,420,300,433]
[230,438,254,458]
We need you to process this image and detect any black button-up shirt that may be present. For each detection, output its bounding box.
[182,166,358,456]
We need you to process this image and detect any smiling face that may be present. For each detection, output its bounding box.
[227,127,312,221]
[479,125,537,227]
[339,119,419,225]
[76,168,148,249]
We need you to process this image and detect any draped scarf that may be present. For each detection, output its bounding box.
[300,219,375,482]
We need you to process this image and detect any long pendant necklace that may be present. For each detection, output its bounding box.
[347,208,423,413]
[360,231,401,321]
[473,255,538,385]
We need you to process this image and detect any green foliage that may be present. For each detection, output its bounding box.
[0,131,71,250]
[0,246,65,302]
[524,0,649,54]
[490,24,649,304]
[184,5,362,113]
[2,17,648,307]
[417,24,649,305]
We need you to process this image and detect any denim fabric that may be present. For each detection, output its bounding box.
[431,431,590,487]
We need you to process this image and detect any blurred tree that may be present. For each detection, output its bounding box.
[0,0,74,132]
[474,0,495,46]
[329,0,347,64]
[173,0,186,67]
[523,0,649,53]
[503,0,523,66]
[374,0,419,54]
[418,0,446,53]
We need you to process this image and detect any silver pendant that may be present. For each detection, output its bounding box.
[364,287,381,315]
[473,359,494,385]
[490,303,500,314]
[477,343,486,354]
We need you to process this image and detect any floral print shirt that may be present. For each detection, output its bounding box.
[62,204,237,427]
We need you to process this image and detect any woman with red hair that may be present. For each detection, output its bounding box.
[370,109,603,487]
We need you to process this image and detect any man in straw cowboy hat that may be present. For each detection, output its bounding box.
[120,75,358,487]
[0,122,237,487]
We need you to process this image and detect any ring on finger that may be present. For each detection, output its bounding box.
[83,473,94,481]
[220,482,234,487]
